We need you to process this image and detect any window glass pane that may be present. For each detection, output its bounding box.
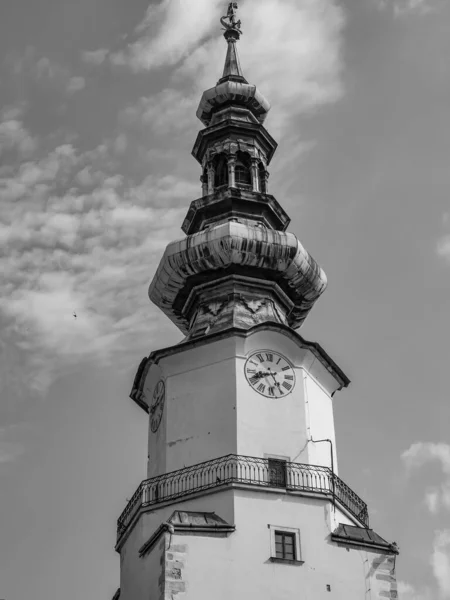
[274,531,296,560]
[285,547,295,560]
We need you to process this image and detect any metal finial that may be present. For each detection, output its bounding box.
[220,2,242,38]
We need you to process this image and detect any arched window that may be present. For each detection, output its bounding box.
[214,154,228,188]
[235,152,252,188]
[258,162,267,193]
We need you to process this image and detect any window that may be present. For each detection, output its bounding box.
[214,154,228,188]
[234,152,252,187]
[268,525,303,564]
[275,531,296,560]
[268,458,287,487]
[201,167,208,191]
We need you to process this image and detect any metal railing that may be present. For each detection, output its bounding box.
[117,454,369,541]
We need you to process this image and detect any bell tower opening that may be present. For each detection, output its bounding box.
[234,151,252,189]
[214,153,229,189]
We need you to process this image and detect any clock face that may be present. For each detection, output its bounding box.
[149,380,165,433]
[244,350,296,398]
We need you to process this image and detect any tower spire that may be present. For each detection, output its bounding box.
[219,2,246,83]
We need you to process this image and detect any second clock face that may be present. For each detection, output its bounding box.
[149,380,165,433]
[245,350,296,398]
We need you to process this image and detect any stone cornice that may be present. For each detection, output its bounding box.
[129,322,349,405]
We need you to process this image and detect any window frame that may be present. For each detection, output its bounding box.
[275,530,296,560]
[268,524,303,564]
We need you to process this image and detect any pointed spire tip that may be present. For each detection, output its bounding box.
[220,2,243,39]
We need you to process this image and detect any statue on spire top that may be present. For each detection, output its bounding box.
[220,2,242,35]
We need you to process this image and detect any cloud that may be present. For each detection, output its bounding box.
[9,47,86,95]
[113,0,345,138]
[110,0,225,71]
[0,428,25,464]
[436,235,450,262]
[82,48,109,66]
[397,531,450,599]
[0,115,37,160]
[0,106,197,397]
[120,88,197,137]
[402,442,450,514]
[432,530,450,597]
[398,581,432,600]
[375,0,441,16]
[66,76,86,94]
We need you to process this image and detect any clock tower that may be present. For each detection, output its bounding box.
[114,5,399,600]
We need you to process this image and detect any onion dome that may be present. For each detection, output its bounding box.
[148,221,327,336]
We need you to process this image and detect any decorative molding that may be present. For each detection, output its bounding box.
[207,301,226,316]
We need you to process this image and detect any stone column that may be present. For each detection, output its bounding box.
[228,155,236,188]
[262,170,270,194]
[251,158,260,193]
[207,162,215,195]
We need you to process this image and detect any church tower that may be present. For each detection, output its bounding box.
[114,5,399,600]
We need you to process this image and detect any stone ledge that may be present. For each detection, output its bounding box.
[269,557,304,566]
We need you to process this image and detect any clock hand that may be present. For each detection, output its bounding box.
[268,371,282,390]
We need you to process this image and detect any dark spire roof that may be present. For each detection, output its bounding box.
[219,34,247,83]
[195,3,270,126]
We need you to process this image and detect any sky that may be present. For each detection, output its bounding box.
[0,0,450,598]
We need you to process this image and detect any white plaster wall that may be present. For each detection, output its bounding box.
[145,362,166,478]
[147,329,345,478]
[179,489,392,600]
[149,338,239,476]
[119,489,235,600]
[304,373,339,474]
[235,330,342,465]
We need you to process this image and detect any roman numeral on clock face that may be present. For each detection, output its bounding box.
[250,375,260,385]
[282,382,292,391]
[256,354,264,363]
[285,375,294,381]
[265,353,273,362]
[257,383,266,393]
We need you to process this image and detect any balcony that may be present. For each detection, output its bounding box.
[117,454,369,543]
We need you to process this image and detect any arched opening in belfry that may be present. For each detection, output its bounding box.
[235,152,252,188]
[258,162,267,193]
[214,154,229,188]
